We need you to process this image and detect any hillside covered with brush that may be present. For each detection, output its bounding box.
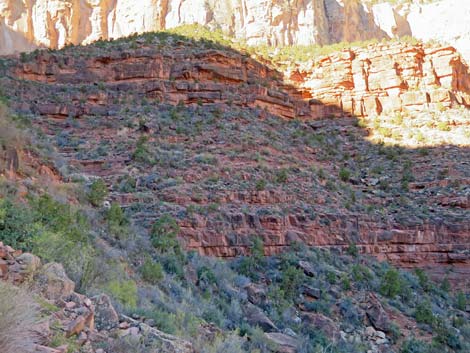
[0,24,469,353]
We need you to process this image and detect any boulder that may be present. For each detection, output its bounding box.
[16,253,41,275]
[244,282,267,305]
[297,261,316,277]
[34,263,75,301]
[66,315,86,338]
[91,294,119,330]
[366,293,390,333]
[265,332,298,353]
[243,303,278,332]
[301,312,340,341]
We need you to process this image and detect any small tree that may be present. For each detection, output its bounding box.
[380,268,402,298]
[88,179,108,207]
[150,215,181,254]
[140,257,164,284]
[280,265,304,301]
[414,300,434,325]
[456,291,467,311]
[346,242,358,257]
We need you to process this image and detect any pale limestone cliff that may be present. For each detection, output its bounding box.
[0,0,469,61]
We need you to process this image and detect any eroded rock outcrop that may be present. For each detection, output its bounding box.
[0,242,195,353]
[12,40,470,119]
[6,38,470,289]
[290,42,470,117]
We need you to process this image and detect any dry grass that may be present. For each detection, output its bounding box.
[0,281,39,353]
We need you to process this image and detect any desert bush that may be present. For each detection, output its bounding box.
[236,237,265,279]
[400,338,431,353]
[414,269,431,292]
[132,136,153,164]
[107,279,138,308]
[245,326,278,352]
[339,167,351,182]
[131,307,179,335]
[350,264,373,287]
[195,331,246,353]
[346,242,358,257]
[456,291,467,311]
[414,300,434,325]
[255,178,267,191]
[87,179,108,206]
[380,268,402,298]
[0,282,38,353]
[150,215,181,254]
[280,265,304,301]
[275,168,289,183]
[0,198,35,250]
[140,257,164,284]
[106,202,128,238]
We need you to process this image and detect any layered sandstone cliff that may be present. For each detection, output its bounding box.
[289,43,470,117]
[1,0,470,61]
[5,37,469,288]
[13,40,470,119]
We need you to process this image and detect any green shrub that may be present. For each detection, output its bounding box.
[255,179,267,191]
[389,322,401,343]
[380,268,402,298]
[280,265,304,301]
[400,338,431,353]
[132,136,152,164]
[346,242,358,257]
[150,215,181,254]
[0,199,35,250]
[351,264,373,284]
[140,257,164,284]
[456,291,467,311]
[250,236,265,262]
[106,202,128,238]
[275,169,289,183]
[106,202,127,227]
[341,275,351,290]
[414,301,434,325]
[107,279,138,308]
[440,278,450,292]
[414,269,431,292]
[326,271,336,284]
[88,179,108,206]
[237,237,265,279]
[197,266,217,286]
[339,167,351,182]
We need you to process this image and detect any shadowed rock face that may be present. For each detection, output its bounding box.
[4,36,470,289]
[1,0,470,61]
[12,41,470,119]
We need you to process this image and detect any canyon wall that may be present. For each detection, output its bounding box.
[1,0,470,61]
[8,40,470,290]
[289,43,470,117]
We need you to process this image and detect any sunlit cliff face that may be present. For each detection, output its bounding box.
[363,107,470,149]
[1,0,470,61]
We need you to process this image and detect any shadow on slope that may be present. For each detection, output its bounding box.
[1,29,469,290]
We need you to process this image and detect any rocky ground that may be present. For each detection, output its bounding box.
[1,29,469,287]
[0,27,469,353]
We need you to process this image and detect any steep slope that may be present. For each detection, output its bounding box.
[2,30,469,289]
[0,28,470,353]
[0,0,470,61]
